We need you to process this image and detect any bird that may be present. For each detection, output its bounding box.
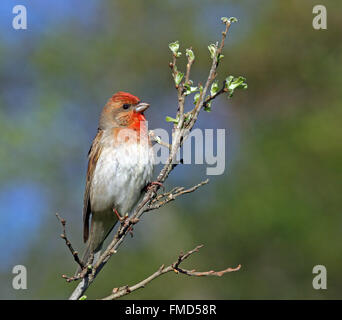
[77,91,154,274]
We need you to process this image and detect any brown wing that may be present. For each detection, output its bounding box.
[83,129,103,243]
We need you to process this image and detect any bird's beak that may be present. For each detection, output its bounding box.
[134,102,150,113]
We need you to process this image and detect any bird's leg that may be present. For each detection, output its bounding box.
[144,181,164,191]
[113,208,127,223]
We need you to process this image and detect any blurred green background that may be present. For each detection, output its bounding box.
[0,0,341,299]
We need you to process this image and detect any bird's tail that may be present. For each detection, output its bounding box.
[75,210,117,276]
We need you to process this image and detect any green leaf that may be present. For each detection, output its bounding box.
[225,75,234,86]
[184,83,198,96]
[210,80,219,96]
[204,100,212,112]
[154,135,161,144]
[208,44,216,59]
[185,113,192,122]
[165,116,179,124]
[186,48,195,61]
[173,72,184,86]
[221,17,238,24]
[193,93,200,105]
[225,76,248,97]
[79,295,87,300]
[228,17,238,23]
[193,84,204,104]
[169,41,180,55]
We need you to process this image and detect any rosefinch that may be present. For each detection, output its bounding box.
[78,91,154,273]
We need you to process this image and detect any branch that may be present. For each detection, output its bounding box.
[101,245,241,300]
[149,130,171,150]
[187,20,232,130]
[56,213,84,270]
[67,18,239,300]
[146,179,209,212]
[203,80,228,108]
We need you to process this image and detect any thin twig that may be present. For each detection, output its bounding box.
[146,179,209,212]
[56,213,84,270]
[184,47,194,85]
[187,20,232,130]
[149,130,171,150]
[101,245,241,300]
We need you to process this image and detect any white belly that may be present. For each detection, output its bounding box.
[90,142,154,214]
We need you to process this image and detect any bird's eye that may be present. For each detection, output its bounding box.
[122,104,130,110]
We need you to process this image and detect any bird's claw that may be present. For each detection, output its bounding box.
[145,181,164,192]
[113,208,128,222]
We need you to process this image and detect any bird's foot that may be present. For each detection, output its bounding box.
[113,208,128,223]
[145,181,164,192]
[122,217,139,238]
